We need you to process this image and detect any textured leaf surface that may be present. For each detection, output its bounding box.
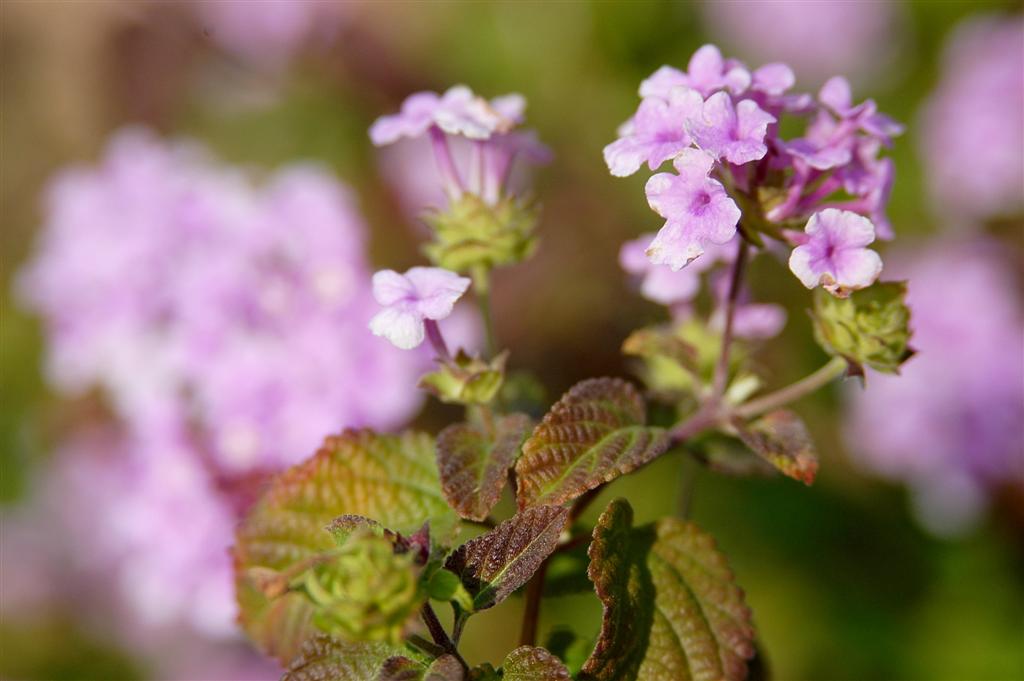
[282,635,398,681]
[234,429,453,663]
[437,413,532,521]
[736,410,819,485]
[503,646,571,680]
[377,655,464,681]
[445,505,568,610]
[515,378,670,508]
[581,499,755,681]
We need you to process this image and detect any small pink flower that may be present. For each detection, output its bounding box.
[369,86,510,146]
[644,149,741,270]
[603,87,704,177]
[788,209,882,296]
[369,267,471,349]
[640,45,751,99]
[620,233,704,305]
[690,92,776,165]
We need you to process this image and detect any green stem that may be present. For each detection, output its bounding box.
[735,356,848,420]
[473,266,498,357]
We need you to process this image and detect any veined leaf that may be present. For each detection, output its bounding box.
[234,429,454,663]
[282,635,399,681]
[515,378,670,508]
[581,499,755,681]
[503,646,571,680]
[736,410,818,485]
[445,505,568,610]
[377,655,464,681]
[437,413,532,521]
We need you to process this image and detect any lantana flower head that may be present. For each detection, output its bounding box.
[607,43,901,287]
[644,149,741,270]
[788,209,882,296]
[369,267,471,350]
[370,85,548,207]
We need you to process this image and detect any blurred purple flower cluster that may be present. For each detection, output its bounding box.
[15,129,432,638]
[919,14,1024,224]
[845,240,1024,535]
[700,0,900,86]
[843,14,1024,535]
[195,0,347,69]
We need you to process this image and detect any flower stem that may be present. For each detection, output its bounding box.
[712,239,749,399]
[424,319,450,361]
[473,267,497,356]
[735,356,848,419]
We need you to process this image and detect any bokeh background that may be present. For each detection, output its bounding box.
[2,2,1022,680]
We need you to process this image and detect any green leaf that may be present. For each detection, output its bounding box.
[811,281,914,374]
[515,378,670,508]
[378,657,424,681]
[282,635,399,681]
[690,433,777,478]
[326,515,387,546]
[735,410,819,485]
[420,351,509,406]
[437,412,531,521]
[622,326,699,374]
[503,646,571,680]
[377,655,464,681]
[234,429,455,663]
[445,505,569,610]
[581,499,755,681]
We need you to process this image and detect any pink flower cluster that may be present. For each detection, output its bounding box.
[919,14,1023,223]
[370,85,550,207]
[607,44,901,300]
[845,241,1024,535]
[16,129,431,638]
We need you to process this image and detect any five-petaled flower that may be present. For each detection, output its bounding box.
[640,44,751,99]
[369,267,471,349]
[644,148,741,270]
[690,91,776,165]
[603,88,703,177]
[788,209,883,297]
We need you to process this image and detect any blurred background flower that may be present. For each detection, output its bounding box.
[2,1,1021,680]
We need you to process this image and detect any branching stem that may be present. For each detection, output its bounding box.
[735,356,848,419]
[420,602,467,669]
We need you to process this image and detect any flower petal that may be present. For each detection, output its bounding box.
[369,307,425,350]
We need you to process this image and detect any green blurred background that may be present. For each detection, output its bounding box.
[2,1,1022,679]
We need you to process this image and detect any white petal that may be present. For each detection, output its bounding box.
[369,307,425,350]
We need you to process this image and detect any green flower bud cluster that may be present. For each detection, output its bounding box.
[299,530,424,645]
[420,350,508,406]
[423,194,538,275]
[811,282,914,374]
